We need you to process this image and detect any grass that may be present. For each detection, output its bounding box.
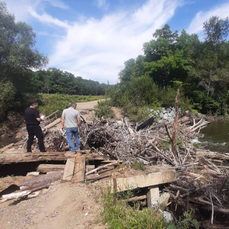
[101,188,167,229]
[130,161,146,171]
[38,93,104,116]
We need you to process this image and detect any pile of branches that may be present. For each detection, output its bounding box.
[79,115,207,166]
[34,106,229,223]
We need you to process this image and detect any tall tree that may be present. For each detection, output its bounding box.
[203,16,229,45]
[0,2,47,120]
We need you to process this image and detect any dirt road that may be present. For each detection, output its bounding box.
[0,100,105,229]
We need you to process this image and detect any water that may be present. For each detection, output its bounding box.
[199,121,229,153]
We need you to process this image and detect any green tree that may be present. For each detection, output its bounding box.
[0,2,47,120]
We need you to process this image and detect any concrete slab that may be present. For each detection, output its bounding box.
[107,165,176,192]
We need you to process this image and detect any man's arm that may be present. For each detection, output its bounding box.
[77,115,81,129]
[61,116,65,129]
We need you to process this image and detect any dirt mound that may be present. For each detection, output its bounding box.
[0,182,104,229]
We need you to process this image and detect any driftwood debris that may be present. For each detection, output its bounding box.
[0,172,63,204]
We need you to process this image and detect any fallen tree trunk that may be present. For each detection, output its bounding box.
[0,152,66,165]
[19,171,62,189]
[37,164,65,173]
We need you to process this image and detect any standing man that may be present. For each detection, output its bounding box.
[61,102,81,152]
[24,101,46,153]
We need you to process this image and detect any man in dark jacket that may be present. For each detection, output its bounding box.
[24,101,46,153]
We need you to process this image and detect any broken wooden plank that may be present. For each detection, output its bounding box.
[136,116,154,131]
[44,118,61,129]
[123,195,147,202]
[72,155,85,183]
[86,174,111,182]
[86,161,120,176]
[37,164,65,173]
[62,158,75,181]
[86,165,95,173]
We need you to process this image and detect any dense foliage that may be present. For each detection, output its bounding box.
[110,17,229,115]
[0,2,108,121]
[32,68,109,95]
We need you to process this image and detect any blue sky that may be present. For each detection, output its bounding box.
[4,0,229,84]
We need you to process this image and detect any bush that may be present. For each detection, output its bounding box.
[95,99,113,119]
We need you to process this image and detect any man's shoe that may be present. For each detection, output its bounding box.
[40,150,47,153]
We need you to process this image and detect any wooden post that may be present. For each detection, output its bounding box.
[72,155,85,183]
[172,89,179,160]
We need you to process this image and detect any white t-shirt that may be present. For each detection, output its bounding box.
[62,107,80,128]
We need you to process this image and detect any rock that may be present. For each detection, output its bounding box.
[15,132,22,139]
[159,209,173,223]
[159,192,170,206]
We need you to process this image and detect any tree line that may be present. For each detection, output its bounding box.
[110,16,229,116]
[0,2,108,121]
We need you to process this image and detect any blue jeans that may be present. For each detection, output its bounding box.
[66,127,80,152]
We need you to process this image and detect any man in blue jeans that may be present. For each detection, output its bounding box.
[61,102,81,152]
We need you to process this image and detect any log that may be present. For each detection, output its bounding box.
[72,155,85,183]
[0,152,66,165]
[37,164,65,173]
[19,171,62,188]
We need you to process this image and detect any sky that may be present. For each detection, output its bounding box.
[4,0,229,84]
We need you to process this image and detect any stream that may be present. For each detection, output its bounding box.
[199,121,229,153]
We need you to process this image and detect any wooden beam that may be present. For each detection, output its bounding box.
[72,155,85,183]
[62,158,75,181]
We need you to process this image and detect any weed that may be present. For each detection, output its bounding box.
[131,161,145,171]
[101,188,167,229]
[168,210,199,229]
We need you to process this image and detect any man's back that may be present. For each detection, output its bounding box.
[62,107,80,128]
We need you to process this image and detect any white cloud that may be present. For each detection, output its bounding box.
[95,0,109,10]
[187,2,229,35]
[49,0,181,84]
[4,0,181,84]
[5,0,68,22]
[46,0,69,10]
[28,7,69,28]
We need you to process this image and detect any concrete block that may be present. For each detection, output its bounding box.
[147,187,160,207]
